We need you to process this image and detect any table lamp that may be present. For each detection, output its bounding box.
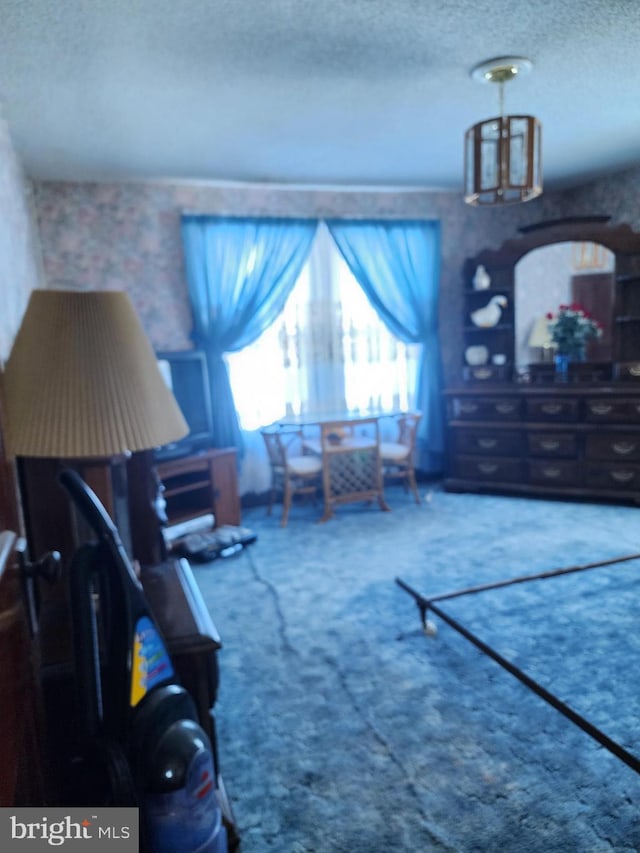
[528,314,554,363]
[3,289,189,564]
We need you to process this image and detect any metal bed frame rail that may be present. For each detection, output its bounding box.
[396,551,640,775]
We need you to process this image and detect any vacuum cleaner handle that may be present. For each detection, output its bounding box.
[59,467,118,538]
[58,468,142,590]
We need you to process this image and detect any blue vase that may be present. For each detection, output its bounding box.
[555,353,571,382]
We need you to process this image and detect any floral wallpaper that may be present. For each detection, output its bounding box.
[31,165,640,386]
[0,114,43,363]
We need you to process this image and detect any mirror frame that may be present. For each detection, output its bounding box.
[474,217,640,263]
[465,217,640,380]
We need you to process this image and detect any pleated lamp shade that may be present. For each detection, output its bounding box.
[4,289,189,458]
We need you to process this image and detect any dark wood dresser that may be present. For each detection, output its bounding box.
[445,383,640,502]
[444,218,640,505]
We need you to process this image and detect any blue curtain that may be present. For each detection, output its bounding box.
[326,219,443,473]
[181,215,318,450]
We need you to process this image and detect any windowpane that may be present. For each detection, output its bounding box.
[334,249,420,413]
[226,232,419,431]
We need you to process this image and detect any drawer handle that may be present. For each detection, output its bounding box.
[495,403,516,414]
[541,466,562,479]
[611,470,635,483]
[589,403,613,415]
[630,365,640,377]
[541,403,562,415]
[612,441,636,455]
[478,438,497,449]
[478,463,498,474]
[539,439,560,451]
[459,403,479,414]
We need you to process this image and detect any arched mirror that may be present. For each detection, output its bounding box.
[515,241,615,371]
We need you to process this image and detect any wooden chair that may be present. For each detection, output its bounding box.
[317,418,390,521]
[380,412,422,504]
[261,427,322,527]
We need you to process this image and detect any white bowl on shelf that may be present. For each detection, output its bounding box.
[465,345,489,366]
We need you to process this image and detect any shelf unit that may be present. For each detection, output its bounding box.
[156,447,241,528]
[462,262,515,382]
[613,270,640,371]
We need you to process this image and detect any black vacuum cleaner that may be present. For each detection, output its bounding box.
[59,469,228,853]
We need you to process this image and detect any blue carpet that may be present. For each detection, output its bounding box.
[191,486,640,852]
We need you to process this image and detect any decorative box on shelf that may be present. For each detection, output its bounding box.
[463,364,511,383]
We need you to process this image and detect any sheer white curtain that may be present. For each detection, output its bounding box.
[226,223,420,436]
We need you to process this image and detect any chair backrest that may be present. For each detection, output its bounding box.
[261,428,287,469]
[261,427,304,470]
[396,412,421,450]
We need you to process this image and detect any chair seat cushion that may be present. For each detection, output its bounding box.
[289,455,323,475]
[380,441,409,462]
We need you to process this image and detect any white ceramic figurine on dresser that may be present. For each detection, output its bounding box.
[470,295,508,328]
[473,264,491,290]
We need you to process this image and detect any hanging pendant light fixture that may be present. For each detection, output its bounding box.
[464,56,542,206]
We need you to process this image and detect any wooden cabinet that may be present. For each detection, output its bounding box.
[0,531,46,805]
[446,219,640,505]
[156,447,241,528]
[445,385,640,503]
[0,372,45,806]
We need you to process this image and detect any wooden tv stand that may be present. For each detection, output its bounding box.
[156,447,241,528]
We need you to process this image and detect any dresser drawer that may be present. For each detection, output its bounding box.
[528,459,580,486]
[455,429,523,456]
[451,396,521,421]
[527,432,577,458]
[584,397,640,423]
[585,463,640,491]
[585,433,640,461]
[456,455,523,482]
[525,397,579,422]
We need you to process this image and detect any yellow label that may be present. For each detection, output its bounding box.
[130,634,148,706]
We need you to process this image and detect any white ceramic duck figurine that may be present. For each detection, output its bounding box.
[470,295,508,328]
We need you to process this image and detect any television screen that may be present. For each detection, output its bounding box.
[155,349,214,460]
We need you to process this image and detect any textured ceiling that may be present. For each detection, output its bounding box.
[1,0,640,190]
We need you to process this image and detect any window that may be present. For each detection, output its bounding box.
[226,223,421,431]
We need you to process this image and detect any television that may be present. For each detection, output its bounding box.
[154,349,214,460]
